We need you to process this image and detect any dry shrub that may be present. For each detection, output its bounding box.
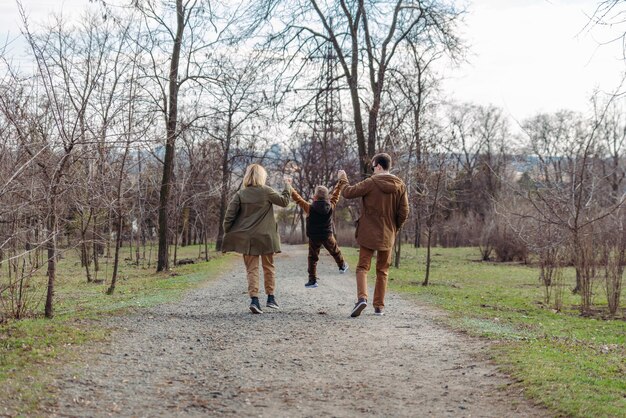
[438,211,483,247]
[281,231,306,245]
[335,227,357,248]
[478,217,497,261]
[604,252,624,316]
[0,256,40,320]
[493,226,528,262]
[538,247,562,307]
[552,267,565,312]
[599,216,625,317]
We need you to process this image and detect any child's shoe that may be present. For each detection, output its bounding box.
[305,278,318,288]
[339,262,349,274]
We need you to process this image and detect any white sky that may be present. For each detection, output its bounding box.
[446,0,625,121]
[0,0,101,68]
[2,0,625,123]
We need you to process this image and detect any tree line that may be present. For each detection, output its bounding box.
[0,0,623,320]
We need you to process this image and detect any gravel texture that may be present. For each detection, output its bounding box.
[48,245,548,417]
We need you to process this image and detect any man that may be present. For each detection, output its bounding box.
[338,153,409,317]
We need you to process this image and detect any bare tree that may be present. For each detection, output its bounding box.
[386,41,445,250]
[176,129,222,260]
[262,0,465,175]
[134,0,186,272]
[593,96,626,203]
[10,5,111,317]
[0,74,46,320]
[443,103,508,222]
[505,106,625,315]
[587,1,626,59]
[202,50,277,251]
[419,151,451,286]
[107,23,141,294]
[131,0,232,271]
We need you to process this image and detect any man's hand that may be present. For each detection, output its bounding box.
[337,170,347,181]
[283,176,293,185]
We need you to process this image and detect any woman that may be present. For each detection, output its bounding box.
[222,164,291,314]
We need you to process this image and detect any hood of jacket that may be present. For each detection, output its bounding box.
[371,173,405,194]
[310,199,331,215]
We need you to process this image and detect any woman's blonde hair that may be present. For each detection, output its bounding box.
[243,163,267,187]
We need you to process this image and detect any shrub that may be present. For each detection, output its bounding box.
[493,227,528,262]
[335,227,357,248]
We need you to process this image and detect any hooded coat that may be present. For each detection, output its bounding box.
[342,173,409,251]
[221,185,291,255]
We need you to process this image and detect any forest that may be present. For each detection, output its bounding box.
[1,0,624,322]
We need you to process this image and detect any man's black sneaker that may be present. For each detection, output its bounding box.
[266,295,280,310]
[305,278,318,288]
[249,297,263,314]
[374,307,385,316]
[339,262,349,274]
[350,298,367,317]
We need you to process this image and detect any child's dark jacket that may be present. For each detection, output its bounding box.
[291,179,347,239]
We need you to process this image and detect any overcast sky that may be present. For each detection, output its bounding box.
[2,0,625,122]
[446,0,625,121]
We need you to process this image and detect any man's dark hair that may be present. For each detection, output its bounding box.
[372,153,392,170]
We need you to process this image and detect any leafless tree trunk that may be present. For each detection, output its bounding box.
[153,0,185,272]
[421,155,450,286]
[107,128,133,294]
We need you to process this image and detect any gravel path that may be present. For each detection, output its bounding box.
[49,245,548,417]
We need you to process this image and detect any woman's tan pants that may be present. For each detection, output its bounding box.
[243,254,275,297]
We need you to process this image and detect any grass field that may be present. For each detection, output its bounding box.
[0,244,235,415]
[341,246,626,418]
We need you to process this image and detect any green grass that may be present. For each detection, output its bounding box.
[342,246,626,418]
[0,244,236,415]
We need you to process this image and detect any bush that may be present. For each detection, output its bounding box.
[438,211,484,247]
[493,227,528,262]
[335,227,357,248]
[282,231,306,245]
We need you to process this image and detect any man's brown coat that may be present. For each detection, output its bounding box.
[342,173,409,251]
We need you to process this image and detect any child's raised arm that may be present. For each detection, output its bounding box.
[330,177,348,207]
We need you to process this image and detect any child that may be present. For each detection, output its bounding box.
[287,176,349,288]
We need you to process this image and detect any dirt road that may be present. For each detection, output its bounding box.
[49,245,547,417]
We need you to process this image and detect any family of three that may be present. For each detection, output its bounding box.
[221,153,410,318]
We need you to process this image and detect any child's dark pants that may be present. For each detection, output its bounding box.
[308,235,345,279]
